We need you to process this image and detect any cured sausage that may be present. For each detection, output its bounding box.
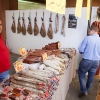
[54,13,59,33]
[61,15,66,36]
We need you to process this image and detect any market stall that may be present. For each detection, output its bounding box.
[0,42,76,100]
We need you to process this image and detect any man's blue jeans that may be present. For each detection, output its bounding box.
[0,70,10,82]
[78,59,99,93]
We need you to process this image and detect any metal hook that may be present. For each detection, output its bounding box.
[36,10,37,17]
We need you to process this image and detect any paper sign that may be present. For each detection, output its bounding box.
[13,59,24,73]
[58,42,61,48]
[42,53,47,61]
[75,0,83,17]
[46,0,66,14]
[19,47,27,56]
[86,0,90,20]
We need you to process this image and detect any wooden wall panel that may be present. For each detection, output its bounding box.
[1,0,9,40]
[27,0,100,7]
[9,0,18,10]
[66,0,100,7]
[0,0,18,40]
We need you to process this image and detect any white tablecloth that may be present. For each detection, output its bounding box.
[52,55,76,100]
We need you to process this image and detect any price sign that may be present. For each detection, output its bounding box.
[42,53,47,61]
[58,42,61,48]
[46,0,66,14]
[75,0,83,18]
[13,60,24,73]
[19,47,27,56]
[86,0,90,20]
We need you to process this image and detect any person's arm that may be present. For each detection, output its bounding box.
[78,37,88,54]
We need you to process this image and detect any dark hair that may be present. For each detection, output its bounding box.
[90,25,99,32]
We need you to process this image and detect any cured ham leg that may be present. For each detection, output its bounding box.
[47,13,53,39]
[11,13,16,33]
[17,13,22,33]
[34,11,39,36]
[22,12,26,35]
[40,12,46,37]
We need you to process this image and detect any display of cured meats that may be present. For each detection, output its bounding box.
[11,13,16,33]
[34,11,39,36]
[40,11,46,37]
[61,15,66,36]
[54,13,59,33]
[27,12,32,35]
[92,21,100,35]
[47,13,53,39]
[17,13,22,34]
[22,12,26,35]
[0,41,76,100]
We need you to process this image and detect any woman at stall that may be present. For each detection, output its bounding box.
[0,18,11,82]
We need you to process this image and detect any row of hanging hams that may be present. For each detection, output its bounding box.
[11,12,66,39]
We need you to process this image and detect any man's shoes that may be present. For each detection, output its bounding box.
[78,92,88,98]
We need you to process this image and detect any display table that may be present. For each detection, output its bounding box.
[0,49,76,100]
[52,54,76,100]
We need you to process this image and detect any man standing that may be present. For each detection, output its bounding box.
[0,18,11,82]
[78,25,100,97]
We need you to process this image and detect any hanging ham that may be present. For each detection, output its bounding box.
[34,12,39,36]
[47,13,53,39]
[11,13,16,33]
[27,12,32,35]
[17,13,22,34]
[40,11,46,37]
[22,12,26,35]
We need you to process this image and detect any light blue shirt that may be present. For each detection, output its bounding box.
[78,34,100,60]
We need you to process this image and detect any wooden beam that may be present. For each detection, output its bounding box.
[66,0,100,7]
[9,0,18,10]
